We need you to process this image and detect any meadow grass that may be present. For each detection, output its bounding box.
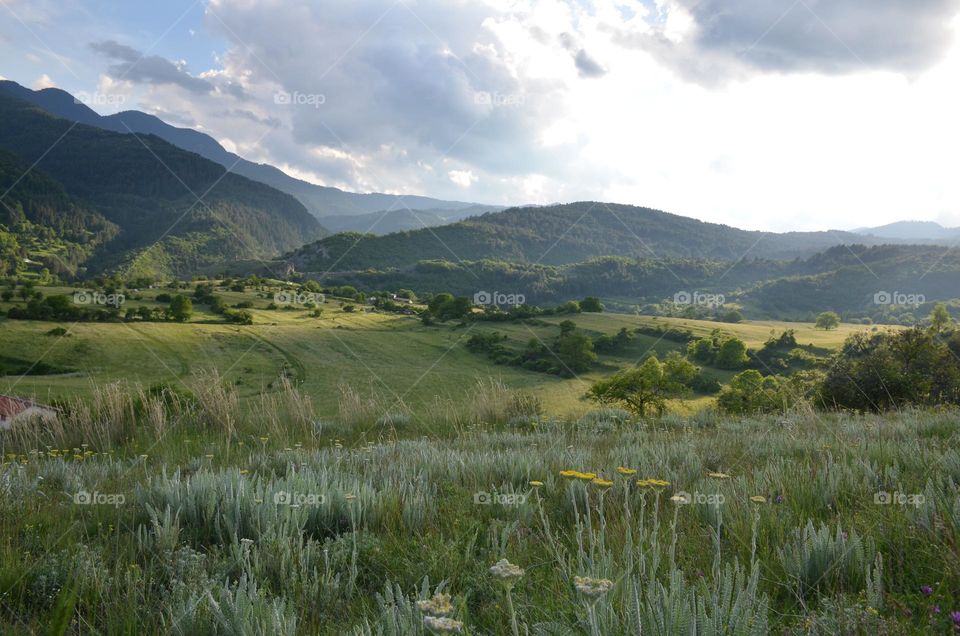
[0,375,957,634]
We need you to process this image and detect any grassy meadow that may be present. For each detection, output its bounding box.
[1,284,956,634]
[0,283,881,416]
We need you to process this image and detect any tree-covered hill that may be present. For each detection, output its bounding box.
[287,202,902,271]
[0,149,118,277]
[0,93,326,277]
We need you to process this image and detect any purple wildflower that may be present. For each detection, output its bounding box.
[951,611,960,625]
[921,585,934,595]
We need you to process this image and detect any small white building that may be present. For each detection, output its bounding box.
[0,395,58,431]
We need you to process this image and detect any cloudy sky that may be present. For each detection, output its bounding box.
[2,0,959,231]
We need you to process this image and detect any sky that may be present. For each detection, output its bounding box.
[1,0,959,232]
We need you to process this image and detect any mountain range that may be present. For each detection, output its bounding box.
[852,220,960,241]
[0,80,487,220]
[286,201,912,271]
[2,78,959,321]
[0,92,324,277]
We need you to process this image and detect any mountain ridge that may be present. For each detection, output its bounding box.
[0,92,325,278]
[0,80,489,219]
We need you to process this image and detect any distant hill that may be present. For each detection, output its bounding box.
[286,201,902,271]
[852,220,960,241]
[0,93,325,278]
[320,205,504,235]
[295,243,960,323]
[0,80,489,219]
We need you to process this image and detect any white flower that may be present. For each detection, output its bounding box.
[574,575,614,597]
[489,558,525,582]
[423,615,464,634]
[417,593,454,617]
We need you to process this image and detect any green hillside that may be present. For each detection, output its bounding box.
[288,202,895,271]
[0,149,118,277]
[0,94,326,278]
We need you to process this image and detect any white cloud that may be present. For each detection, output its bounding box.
[31,73,55,89]
[448,169,478,187]
[80,0,960,231]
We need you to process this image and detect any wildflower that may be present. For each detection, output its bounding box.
[239,538,254,546]
[574,576,614,598]
[950,611,960,626]
[775,494,785,504]
[707,472,730,479]
[867,607,878,616]
[670,494,690,504]
[592,478,614,488]
[750,496,767,504]
[617,467,637,476]
[560,470,579,478]
[636,479,651,488]
[921,585,934,595]
[529,481,544,488]
[646,479,670,487]
[575,472,597,481]
[423,616,464,634]
[417,592,454,617]
[345,494,357,501]
[490,559,525,584]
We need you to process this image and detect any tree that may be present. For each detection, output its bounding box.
[586,354,691,417]
[687,337,716,363]
[169,295,192,322]
[715,337,749,369]
[717,370,788,415]
[558,320,577,336]
[815,311,840,330]
[580,297,604,312]
[557,300,581,314]
[930,303,952,333]
[720,309,744,323]
[555,331,597,374]
[820,328,960,411]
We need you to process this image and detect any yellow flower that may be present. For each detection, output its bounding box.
[750,496,766,504]
[559,470,579,478]
[591,478,614,488]
[575,472,597,481]
[617,467,637,476]
[637,478,669,488]
[707,472,731,479]
[529,480,544,487]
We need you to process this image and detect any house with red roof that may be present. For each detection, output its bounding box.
[0,395,58,430]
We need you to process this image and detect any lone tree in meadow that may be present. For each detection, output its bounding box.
[815,311,840,330]
[168,295,193,322]
[587,353,696,417]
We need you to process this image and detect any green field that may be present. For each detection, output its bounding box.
[1,285,889,417]
[1,286,958,634]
